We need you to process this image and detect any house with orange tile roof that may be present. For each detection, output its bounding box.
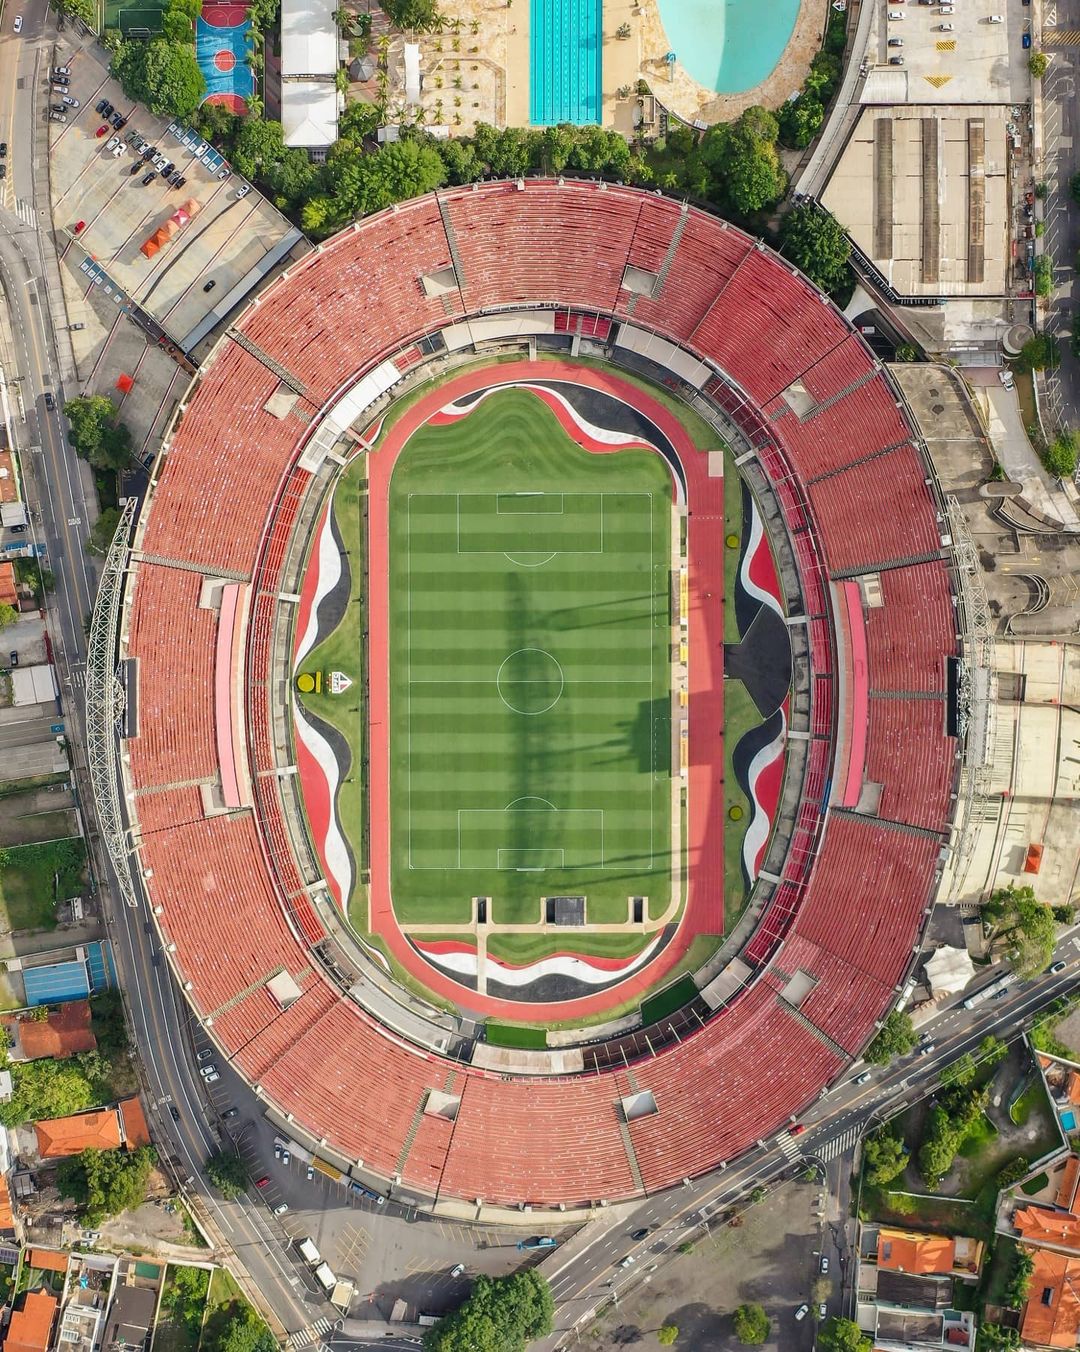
[1022,1247,1080,1348]
[33,1095,150,1160]
[0,563,17,610]
[3,1002,97,1063]
[1015,1203,1080,1254]
[3,1288,58,1352]
[876,1228,984,1278]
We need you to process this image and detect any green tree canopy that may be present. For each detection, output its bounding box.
[982,883,1058,975]
[89,509,123,557]
[0,604,16,632]
[940,1052,977,1089]
[779,204,851,294]
[863,1130,908,1187]
[818,1317,872,1352]
[1003,1244,1035,1308]
[978,1324,1020,1351]
[111,39,206,120]
[1044,428,1079,480]
[864,1010,917,1065]
[0,1050,109,1127]
[380,0,440,30]
[64,395,132,472]
[206,1151,248,1200]
[56,1145,156,1223]
[732,1304,770,1345]
[701,106,786,219]
[423,1271,553,1352]
[778,94,825,150]
[328,137,446,218]
[1029,51,1049,77]
[58,0,96,26]
[89,990,129,1059]
[219,1309,277,1352]
[657,1327,679,1347]
[1013,334,1059,372]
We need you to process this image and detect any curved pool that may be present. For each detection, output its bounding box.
[657,0,801,95]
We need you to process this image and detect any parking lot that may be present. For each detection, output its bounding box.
[45,42,305,353]
[865,0,1030,102]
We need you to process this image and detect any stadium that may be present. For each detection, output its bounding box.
[91,179,963,1211]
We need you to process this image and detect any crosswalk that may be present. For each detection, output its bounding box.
[775,1130,802,1163]
[818,1124,862,1162]
[288,1317,333,1351]
[14,198,36,227]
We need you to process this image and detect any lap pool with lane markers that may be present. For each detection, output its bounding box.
[529,0,602,125]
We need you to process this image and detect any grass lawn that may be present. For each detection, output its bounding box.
[1021,1171,1050,1196]
[386,388,673,927]
[1010,1078,1043,1126]
[958,1112,998,1159]
[0,838,86,932]
[200,1268,268,1352]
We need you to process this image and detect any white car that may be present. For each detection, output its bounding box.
[937,21,954,28]
[105,135,120,151]
[795,1304,809,1322]
[887,9,905,17]
[13,15,22,32]
[204,1071,220,1083]
[112,143,127,157]
[236,183,250,199]
[272,1202,289,1216]
[62,95,79,108]
[989,12,1004,20]
[199,1063,218,1077]
[998,368,1015,390]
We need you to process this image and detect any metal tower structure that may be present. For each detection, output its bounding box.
[84,497,140,910]
[944,493,996,892]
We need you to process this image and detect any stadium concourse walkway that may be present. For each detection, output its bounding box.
[358,359,724,1021]
[119,180,959,1209]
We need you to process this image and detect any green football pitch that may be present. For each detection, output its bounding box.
[387,389,674,927]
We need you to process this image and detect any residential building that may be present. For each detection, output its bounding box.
[1021,1247,1080,1348]
[4,1289,58,1352]
[34,1096,150,1161]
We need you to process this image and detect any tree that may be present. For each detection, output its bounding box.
[1013,334,1059,372]
[0,604,15,632]
[778,94,825,150]
[380,0,440,30]
[111,39,206,120]
[1029,51,1049,77]
[56,1145,156,1222]
[864,1010,917,1065]
[732,1305,769,1346]
[206,1151,248,1200]
[977,1034,1008,1069]
[1043,428,1079,479]
[90,990,129,1059]
[328,138,446,218]
[89,509,123,557]
[940,1052,977,1089]
[423,1271,553,1352]
[64,395,117,461]
[982,883,1058,976]
[1034,253,1054,297]
[1003,1244,1034,1307]
[0,1051,106,1127]
[779,204,851,294]
[657,1328,678,1347]
[978,1325,1020,1351]
[57,0,96,26]
[220,1310,277,1352]
[895,343,920,361]
[701,108,786,219]
[817,1318,872,1352]
[863,1130,908,1187]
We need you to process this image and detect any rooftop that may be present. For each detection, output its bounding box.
[878,1228,957,1275]
[1022,1247,1080,1348]
[4,1289,59,1352]
[4,1001,97,1062]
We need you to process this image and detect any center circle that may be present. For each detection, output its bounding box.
[214,49,236,71]
[496,648,564,715]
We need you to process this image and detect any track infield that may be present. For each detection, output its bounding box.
[388,389,673,926]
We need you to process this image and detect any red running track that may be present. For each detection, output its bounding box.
[363,361,727,1019]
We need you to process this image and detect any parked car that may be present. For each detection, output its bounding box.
[74,219,86,232]
[998,368,1015,390]
[0,143,7,156]
[69,322,84,330]
[274,1143,282,1159]
[62,95,80,108]
[12,14,22,30]
[96,125,109,137]
[449,1264,465,1278]
[53,64,71,75]
[197,1048,214,1061]
[106,135,120,151]
[795,1305,809,1322]
[236,183,250,199]
[282,1148,291,1165]
[203,279,216,293]
[272,1203,289,1216]
[9,652,18,668]
[1051,960,1068,974]
[306,1164,314,1180]
[818,1303,828,1320]
[853,1070,872,1085]
[199,1063,217,1077]
[204,1071,220,1084]
[96,98,108,114]
[141,171,157,185]
[221,1107,238,1120]
[820,1256,829,1274]
[255,1176,270,1188]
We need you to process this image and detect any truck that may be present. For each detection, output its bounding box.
[297,1238,321,1266]
[313,1262,336,1293]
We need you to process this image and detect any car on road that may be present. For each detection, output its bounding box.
[282,1148,290,1164]
[795,1304,809,1321]
[819,1302,828,1319]
[306,1164,314,1180]
[169,1105,181,1122]
[918,1041,936,1057]
[820,1256,829,1274]
[255,1176,270,1188]
[13,16,22,32]
[43,392,55,410]
[617,1255,635,1269]
[853,1070,872,1085]
[631,1228,651,1241]
[518,1236,558,1250]
[1051,960,1068,974]
[272,1202,289,1216]
[199,1064,217,1077]
[449,1264,465,1278]
[791,1123,806,1135]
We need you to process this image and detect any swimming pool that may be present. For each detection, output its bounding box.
[1063,1109,1078,1132]
[529,0,602,125]
[657,0,800,95]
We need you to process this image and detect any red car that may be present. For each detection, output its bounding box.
[73,220,85,233]
[790,1124,806,1136]
[254,1176,270,1188]
[96,125,108,137]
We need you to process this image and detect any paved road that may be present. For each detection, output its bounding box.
[534,954,1080,1349]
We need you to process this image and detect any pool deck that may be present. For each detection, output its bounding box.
[637,0,830,127]
[427,0,825,133]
